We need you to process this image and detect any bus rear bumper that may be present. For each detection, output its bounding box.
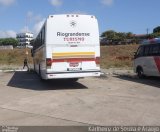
[45,71,101,79]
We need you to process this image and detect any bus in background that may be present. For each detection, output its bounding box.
[32,14,101,81]
[134,38,160,78]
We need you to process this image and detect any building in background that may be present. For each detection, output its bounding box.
[16,32,33,48]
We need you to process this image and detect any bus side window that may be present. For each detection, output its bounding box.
[150,44,159,56]
[148,45,153,56]
[42,26,45,44]
[144,46,150,56]
[158,44,160,55]
[136,46,144,58]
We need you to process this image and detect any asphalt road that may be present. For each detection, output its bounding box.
[0,71,160,126]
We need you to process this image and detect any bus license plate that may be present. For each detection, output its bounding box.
[68,62,81,71]
[68,68,81,71]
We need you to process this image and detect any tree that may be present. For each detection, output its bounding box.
[153,26,160,33]
[0,38,18,47]
[126,32,133,38]
[148,32,160,38]
[101,30,117,40]
[0,39,3,46]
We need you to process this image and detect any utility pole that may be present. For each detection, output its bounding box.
[146,28,149,35]
[25,17,29,33]
[25,13,31,33]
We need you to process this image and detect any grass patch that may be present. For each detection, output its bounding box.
[0,45,139,69]
[100,44,139,69]
[0,48,33,66]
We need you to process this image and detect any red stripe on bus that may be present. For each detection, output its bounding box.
[52,58,96,63]
[154,57,160,73]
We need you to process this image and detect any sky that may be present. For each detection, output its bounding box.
[0,0,160,38]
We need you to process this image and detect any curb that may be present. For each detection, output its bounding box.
[0,69,28,72]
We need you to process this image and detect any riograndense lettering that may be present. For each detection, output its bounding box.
[57,32,90,37]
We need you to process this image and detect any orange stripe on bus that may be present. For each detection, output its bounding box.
[53,52,95,56]
[52,58,96,63]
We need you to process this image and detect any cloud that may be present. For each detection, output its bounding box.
[20,26,31,33]
[101,0,114,6]
[33,18,45,36]
[50,0,62,7]
[68,11,87,15]
[26,11,43,23]
[27,11,33,18]
[0,0,16,6]
[19,18,45,37]
[0,30,16,38]
[34,14,43,22]
[22,11,45,36]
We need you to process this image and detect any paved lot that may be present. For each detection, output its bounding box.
[0,71,160,126]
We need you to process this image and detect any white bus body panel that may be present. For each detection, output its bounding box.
[134,56,160,76]
[134,38,160,77]
[34,14,100,80]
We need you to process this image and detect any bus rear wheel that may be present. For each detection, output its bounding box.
[34,63,36,71]
[137,67,145,78]
[39,65,43,80]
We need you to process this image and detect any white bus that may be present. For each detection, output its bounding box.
[32,14,101,80]
[134,38,160,78]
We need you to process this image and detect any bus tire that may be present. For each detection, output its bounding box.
[137,67,145,78]
[39,65,43,80]
[34,63,36,71]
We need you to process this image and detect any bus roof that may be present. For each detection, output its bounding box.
[142,38,160,45]
[47,14,97,19]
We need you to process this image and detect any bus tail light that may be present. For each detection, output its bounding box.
[46,58,52,68]
[96,57,100,67]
